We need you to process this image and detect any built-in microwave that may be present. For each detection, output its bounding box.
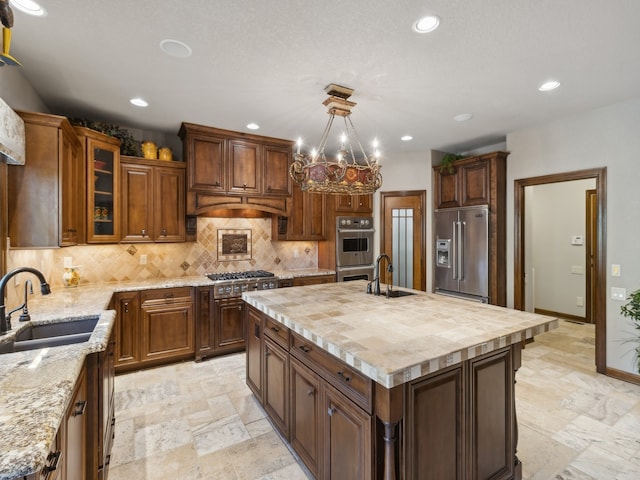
[336,216,374,267]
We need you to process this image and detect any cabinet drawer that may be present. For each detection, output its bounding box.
[291,332,373,414]
[264,317,290,350]
[141,287,193,305]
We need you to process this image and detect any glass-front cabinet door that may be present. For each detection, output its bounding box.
[76,127,121,243]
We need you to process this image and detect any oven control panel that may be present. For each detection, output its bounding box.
[337,216,373,230]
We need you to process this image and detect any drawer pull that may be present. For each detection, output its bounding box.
[141,229,146,236]
[328,406,336,416]
[307,388,315,396]
[74,400,87,416]
[299,345,311,353]
[337,370,351,383]
[42,450,61,478]
[270,326,280,333]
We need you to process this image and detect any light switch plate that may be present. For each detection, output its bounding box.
[611,264,621,277]
[611,287,626,301]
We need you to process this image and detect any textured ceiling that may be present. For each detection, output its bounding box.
[7,0,640,155]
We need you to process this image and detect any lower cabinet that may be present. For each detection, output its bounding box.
[278,274,336,288]
[114,287,195,373]
[245,305,373,479]
[62,364,88,480]
[195,287,245,361]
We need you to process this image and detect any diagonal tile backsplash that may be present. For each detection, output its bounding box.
[5,217,318,301]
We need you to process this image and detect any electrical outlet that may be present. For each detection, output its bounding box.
[140,254,147,265]
[571,265,584,274]
[611,287,626,301]
[576,296,584,307]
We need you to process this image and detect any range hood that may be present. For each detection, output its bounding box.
[0,96,25,165]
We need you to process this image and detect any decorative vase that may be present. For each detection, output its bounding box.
[158,147,173,161]
[63,266,81,288]
[141,141,158,159]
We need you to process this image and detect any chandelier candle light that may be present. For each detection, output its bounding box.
[289,83,382,195]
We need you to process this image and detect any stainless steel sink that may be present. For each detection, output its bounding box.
[0,317,99,354]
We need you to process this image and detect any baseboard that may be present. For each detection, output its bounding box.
[534,308,587,323]
[606,367,640,386]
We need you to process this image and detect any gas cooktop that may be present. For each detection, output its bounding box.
[205,270,275,282]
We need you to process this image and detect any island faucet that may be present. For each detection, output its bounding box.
[373,253,393,297]
[0,267,51,335]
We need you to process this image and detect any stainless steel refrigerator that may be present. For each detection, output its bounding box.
[434,206,489,302]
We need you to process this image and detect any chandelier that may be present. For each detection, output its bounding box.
[289,84,382,195]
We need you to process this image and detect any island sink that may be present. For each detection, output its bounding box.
[386,289,417,298]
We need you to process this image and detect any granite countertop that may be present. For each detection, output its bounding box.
[0,269,334,480]
[243,281,559,388]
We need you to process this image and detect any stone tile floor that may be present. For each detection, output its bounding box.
[108,320,640,479]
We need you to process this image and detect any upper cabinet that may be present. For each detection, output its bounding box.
[273,183,326,241]
[335,193,373,214]
[9,111,85,248]
[179,122,293,216]
[433,151,508,209]
[120,156,186,243]
[75,126,121,244]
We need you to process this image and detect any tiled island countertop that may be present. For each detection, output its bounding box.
[243,281,559,388]
[0,269,333,480]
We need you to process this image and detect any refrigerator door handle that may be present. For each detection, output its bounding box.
[458,221,465,280]
[451,221,457,280]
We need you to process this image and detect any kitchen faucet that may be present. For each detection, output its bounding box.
[372,253,393,297]
[0,267,51,335]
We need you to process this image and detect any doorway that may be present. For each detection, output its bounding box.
[514,168,606,373]
[379,190,426,290]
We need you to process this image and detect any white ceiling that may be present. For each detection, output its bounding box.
[7,0,640,155]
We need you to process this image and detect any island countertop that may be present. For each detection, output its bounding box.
[243,281,558,388]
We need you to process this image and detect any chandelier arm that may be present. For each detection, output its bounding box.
[316,114,336,157]
[346,115,371,165]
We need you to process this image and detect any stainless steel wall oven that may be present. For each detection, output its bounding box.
[336,216,375,281]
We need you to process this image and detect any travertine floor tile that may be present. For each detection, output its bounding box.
[110,320,640,479]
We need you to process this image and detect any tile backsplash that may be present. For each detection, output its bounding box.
[5,217,317,305]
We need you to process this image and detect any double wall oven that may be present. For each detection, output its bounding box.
[198,270,277,361]
[336,216,375,282]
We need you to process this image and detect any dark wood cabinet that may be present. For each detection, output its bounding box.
[279,275,336,288]
[76,126,121,244]
[290,357,322,478]
[114,291,140,370]
[195,287,245,361]
[273,184,326,241]
[245,305,264,401]
[433,151,509,306]
[179,122,293,216]
[9,111,85,247]
[86,329,115,480]
[323,382,373,480]
[115,287,194,373]
[62,362,88,480]
[335,193,372,214]
[120,156,186,243]
[264,336,290,439]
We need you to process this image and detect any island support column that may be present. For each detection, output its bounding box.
[375,383,404,480]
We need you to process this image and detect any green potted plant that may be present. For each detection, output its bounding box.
[439,153,465,174]
[620,289,640,373]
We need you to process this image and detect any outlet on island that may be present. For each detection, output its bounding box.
[140,254,148,265]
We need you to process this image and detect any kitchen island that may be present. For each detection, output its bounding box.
[242,281,558,480]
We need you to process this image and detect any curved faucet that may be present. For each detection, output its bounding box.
[373,253,393,297]
[19,279,34,322]
[0,267,51,334]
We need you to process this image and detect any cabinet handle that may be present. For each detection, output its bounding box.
[267,185,272,192]
[337,370,351,383]
[141,229,146,236]
[238,306,242,311]
[161,228,167,236]
[328,407,336,416]
[73,400,87,416]
[105,454,111,466]
[42,450,62,478]
[124,302,129,313]
[165,293,174,301]
[299,345,311,353]
[243,183,247,189]
[270,326,280,333]
[254,324,260,338]
[214,180,221,187]
[307,388,315,396]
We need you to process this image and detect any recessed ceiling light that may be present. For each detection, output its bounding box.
[401,135,413,141]
[159,39,192,58]
[454,113,474,122]
[130,98,148,107]
[246,123,260,130]
[10,0,47,17]
[539,80,561,92]
[413,15,440,33]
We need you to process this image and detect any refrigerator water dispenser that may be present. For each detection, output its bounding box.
[436,239,451,267]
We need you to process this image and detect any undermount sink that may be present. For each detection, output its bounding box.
[387,290,418,298]
[0,317,99,354]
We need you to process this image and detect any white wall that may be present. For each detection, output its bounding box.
[507,97,640,374]
[0,68,48,112]
[526,179,595,317]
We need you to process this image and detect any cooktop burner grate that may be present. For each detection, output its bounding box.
[205,270,275,282]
